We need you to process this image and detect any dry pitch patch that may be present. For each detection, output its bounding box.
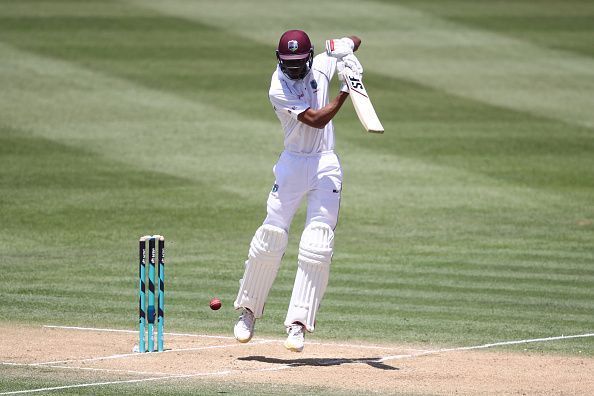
[0,324,592,395]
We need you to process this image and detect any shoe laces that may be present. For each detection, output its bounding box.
[238,309,254,329]
[287,323,304,337]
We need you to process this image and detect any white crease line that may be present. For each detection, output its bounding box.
[378,332,594,362]
[43,324,418,352]
[1,362,171,377]
[33,340,273,366]
[2,360,292,377]
[0,370,233,395]
[250,365,292,372]
[0,363,293,395]
[33,353,138,366]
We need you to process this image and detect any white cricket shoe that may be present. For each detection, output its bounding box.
[234,308,255,343]
[284,323,305,352]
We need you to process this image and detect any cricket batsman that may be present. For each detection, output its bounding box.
[233,30,362,352]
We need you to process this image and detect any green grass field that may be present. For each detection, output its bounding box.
[1,0,593,394]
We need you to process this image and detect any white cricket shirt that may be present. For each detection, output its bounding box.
[269,53,338,154]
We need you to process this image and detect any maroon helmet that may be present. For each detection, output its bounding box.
[276,30,314,80]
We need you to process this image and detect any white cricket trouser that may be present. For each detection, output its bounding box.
[264,150,342,231]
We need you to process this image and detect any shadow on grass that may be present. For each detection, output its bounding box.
[238,355,399,371]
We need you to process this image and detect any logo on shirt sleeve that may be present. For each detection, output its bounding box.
[310,80,318,89]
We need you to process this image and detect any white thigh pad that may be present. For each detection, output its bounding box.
[285,222,334,331]
[234,224,288,317]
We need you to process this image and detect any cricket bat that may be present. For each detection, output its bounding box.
[343,69,384,134]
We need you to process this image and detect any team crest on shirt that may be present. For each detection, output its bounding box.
[288,40,298,52]
[310,80,318,90]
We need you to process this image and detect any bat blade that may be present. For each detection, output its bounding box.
[344,69,384,134]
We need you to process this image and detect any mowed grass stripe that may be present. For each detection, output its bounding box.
[2,5,583,204]
[350,78,594,195]
[391,0,594,57]
[1,6,588,196]
[0,127,263,252]
[3,11,278,197]
[10,0,591,200]
[336,256,594,276]
[0,35,280,199]
[5,292,590,327]
[8,271,591,300]
[327,282,593,302]
[153,256,594,281]
[333,270,593,291]
[131,0,594,128]
[0,12,273,122]
[322,297,594,318]
[321,306,593,330]
[8,265,590,313]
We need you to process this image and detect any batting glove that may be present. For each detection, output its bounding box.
[337,61,349,92]
[325,37,355,59]
[342,53,363,76]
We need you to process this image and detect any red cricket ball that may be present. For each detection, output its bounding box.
[209,298,222,310]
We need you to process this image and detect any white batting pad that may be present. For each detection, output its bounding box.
[285,222,334,332]
[234,224,288,317]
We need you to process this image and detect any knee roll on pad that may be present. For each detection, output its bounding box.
[248,224,288,264]
[297,222,334,265]
[234,224,288,317]
[285,222,334,331]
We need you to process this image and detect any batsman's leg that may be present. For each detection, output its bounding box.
[234,224,289,316]
[285,221,334,334]
[233,224,288,342]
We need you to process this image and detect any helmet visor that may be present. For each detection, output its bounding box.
[278,52,311,61]
[280,58,309,80]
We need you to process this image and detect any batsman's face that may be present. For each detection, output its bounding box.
[282,58,309,80]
